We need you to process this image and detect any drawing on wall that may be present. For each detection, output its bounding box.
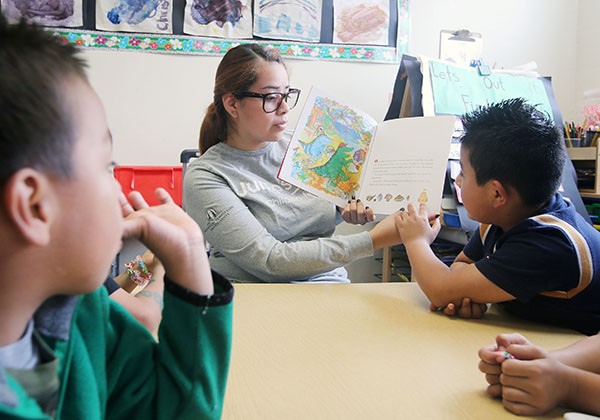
[184,0,252,38]
[333,0,389,46]
[96,0,172,33]
[284,93,376,200]
[253,0,322,43]
[1,0,82,27]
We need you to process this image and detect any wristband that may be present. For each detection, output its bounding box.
[124,255,153,287]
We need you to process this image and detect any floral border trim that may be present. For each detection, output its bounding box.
[48,1,409,64]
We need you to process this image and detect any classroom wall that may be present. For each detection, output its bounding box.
[576,0,600,115]
[85,0,585,166]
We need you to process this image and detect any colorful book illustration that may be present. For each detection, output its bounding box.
[277,87,456,214]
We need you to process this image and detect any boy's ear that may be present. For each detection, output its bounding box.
[3,169,55,246]
[221,93,239,119]
[489,179,509,208]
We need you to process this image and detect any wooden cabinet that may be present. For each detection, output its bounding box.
[568,147,600,198]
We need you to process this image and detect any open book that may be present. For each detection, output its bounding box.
[277,87,456,215]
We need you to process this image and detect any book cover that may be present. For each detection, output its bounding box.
[278,87,456,214]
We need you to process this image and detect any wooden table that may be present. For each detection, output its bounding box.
[222,283,583,420]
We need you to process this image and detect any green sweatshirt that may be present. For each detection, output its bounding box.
[0,272,233,419]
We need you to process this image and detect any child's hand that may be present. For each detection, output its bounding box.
[395,202,441,245]
[430,298,488,318]
[120,188,213,295]
[339,199,375,225]
[500,345,567,416]
[478,334,532,398]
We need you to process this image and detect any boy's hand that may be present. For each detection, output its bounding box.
[120,188,213,295]
[339,199,375,225]
[478,334,532,398]
[395,202,441,245]
[430,298,488,318]
[500,345,567,416]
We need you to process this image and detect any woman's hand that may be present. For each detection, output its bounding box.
[339,198,375,225]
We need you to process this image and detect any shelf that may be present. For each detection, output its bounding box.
[567,147,600,196]
[567,146,597,160]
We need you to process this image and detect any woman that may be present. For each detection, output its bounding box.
[183,43,407,283]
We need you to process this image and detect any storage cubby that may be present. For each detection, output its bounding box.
[568,147,600,198]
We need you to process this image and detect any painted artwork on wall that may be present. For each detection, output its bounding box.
[333,0,389,46]
[183,0,252,38]
[1,0,82,27]
[253,0,322,43]
[43,0,408,63]
[96,0,172,33]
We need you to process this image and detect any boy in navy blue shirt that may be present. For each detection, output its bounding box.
[396,98,600,335]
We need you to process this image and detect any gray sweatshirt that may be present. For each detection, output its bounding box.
[183,137,374,283]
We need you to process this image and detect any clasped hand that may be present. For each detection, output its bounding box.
[478,333,568,416]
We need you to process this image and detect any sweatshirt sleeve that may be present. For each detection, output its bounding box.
[104,271,233,420]
[184,164,374,282]
[155,272,233,419]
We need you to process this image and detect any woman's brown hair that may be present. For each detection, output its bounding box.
[199,43,286,154]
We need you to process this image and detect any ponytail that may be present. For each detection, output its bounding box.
[199,102,227,154]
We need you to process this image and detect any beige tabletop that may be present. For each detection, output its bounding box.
[223,282,584,420]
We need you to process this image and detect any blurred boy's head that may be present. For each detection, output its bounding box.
[0,16,88,184]
[459,98,565,212]
[0,17,122,295]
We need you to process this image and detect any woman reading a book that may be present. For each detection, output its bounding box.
[183,43,412,283]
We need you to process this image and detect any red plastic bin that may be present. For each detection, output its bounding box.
[114,166,182,207]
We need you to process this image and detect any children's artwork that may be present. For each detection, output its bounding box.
[333,0,389,46]
[183,0,252,38]
[1,0,82,27]
[278,87,456,214]
[253,0,321,43]
[96,0,172,33]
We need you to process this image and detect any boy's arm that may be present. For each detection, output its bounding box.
[115,189,232,419]
[560,368,600,416]
[396,203,514,308]
[430,252,489,317]
[541,335,600,414]
[550,334,600,373]
[104,272,233,420]
[156,272,233,420]
[404,237,514,307]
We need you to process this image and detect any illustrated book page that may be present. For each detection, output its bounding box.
[278,87,455,214]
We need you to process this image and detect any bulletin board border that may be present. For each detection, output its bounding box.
[46,1,409,64]
[48,29,406,64]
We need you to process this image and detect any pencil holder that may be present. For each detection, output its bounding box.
[565,138,582,148]
[586,130,600,147]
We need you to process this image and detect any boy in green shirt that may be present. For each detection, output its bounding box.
[0,16,233,419]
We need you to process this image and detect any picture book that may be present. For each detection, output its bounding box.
[277,87,456,214]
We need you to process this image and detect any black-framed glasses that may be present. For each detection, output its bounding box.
[234,88,301,113]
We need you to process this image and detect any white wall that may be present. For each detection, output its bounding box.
[409,0,579,120]
[85,0,583,166]
[576,0,600,118]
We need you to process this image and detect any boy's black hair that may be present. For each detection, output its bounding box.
[460,98,566,207]
[0,15,88,184]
